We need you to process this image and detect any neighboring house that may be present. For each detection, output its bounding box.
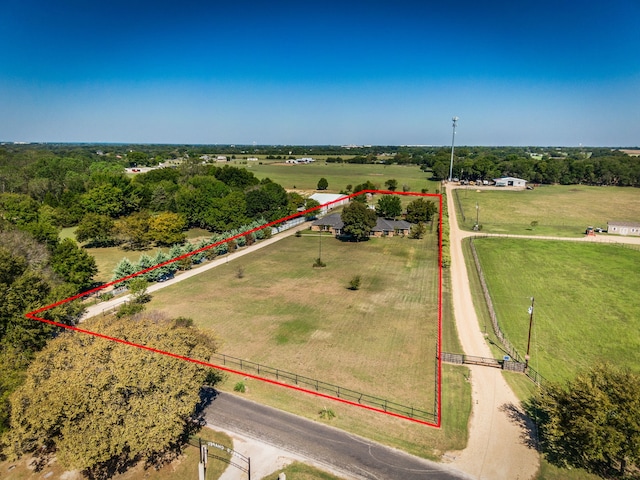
[493,177,527,187]
[607,221,640,236]
[216,156,228,162]
[308,193,349,216]
[247,157,259,161]
[311,213,345,235]
[311,213,411,237]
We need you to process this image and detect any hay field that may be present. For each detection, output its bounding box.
[147,232,440,411]
[236,160,439,194]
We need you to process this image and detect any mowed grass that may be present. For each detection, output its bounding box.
[147,233,440,411]
[235,160,439,194]
[454,185,640,236]
[473,238,640,382]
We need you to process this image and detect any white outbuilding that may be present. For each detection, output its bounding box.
[493,177,527,187]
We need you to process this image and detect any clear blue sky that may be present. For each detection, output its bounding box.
[1,0,638,146]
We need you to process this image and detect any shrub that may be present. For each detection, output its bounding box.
[313,258,326,268]
[348,275,361,290]
[319,407,336,420]
[234,381,246,393]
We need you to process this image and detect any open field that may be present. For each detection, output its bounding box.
[473,237,640,383]
[454,185,640,236]
[146,232,440,411]
[232,159,439,193]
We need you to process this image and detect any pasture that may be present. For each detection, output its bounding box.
[473,237,640,383]
[147,232,440,410]
[454,185,640,236]
[232,159,439,194]
[141,229,472,457]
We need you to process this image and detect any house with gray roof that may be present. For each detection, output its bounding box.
[311,213,411,237]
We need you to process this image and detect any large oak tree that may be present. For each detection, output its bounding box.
[7,314,219,477]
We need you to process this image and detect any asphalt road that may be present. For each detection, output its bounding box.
[204,392,473,480]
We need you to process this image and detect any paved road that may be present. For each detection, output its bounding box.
[205,392,473,480]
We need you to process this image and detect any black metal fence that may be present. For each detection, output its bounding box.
[210,352,437,424]
[467,239,546,387]
[441,352,526,373]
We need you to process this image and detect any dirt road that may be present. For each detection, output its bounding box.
[445,184,540,479]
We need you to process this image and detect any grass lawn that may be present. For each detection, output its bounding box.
[454,185,640,236]
[147,232,440,411]
[473,238,640,383]
[233,159,439,194]
[262,461,347,480]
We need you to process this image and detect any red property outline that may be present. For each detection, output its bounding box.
[26,190,443,428]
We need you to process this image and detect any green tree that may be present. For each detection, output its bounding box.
[375,195,402,219]
[304,199,321,220]
[405,198,438,223]
[51,238,98,291]
[74,213,116,246]
[245,179,290,222]
[0,193,40,226]
[317,177,329,190]
[529,363,640,477]
[7,315,219,477]
[409,222,427,239]
[340,201,377,241]
[112,257,137,286]
[148,212,187,246]
[116,211,152,249]
[205,191,249,232]
[81,184,126,218]
[384,179,398,191]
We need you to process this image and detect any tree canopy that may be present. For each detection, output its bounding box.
[6,314,220,477]
[375,195,402,219]
[405,198,438,223]
[341,201,377,241]
[529,363,640,477]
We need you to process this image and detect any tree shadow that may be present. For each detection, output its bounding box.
[499,402,538,449]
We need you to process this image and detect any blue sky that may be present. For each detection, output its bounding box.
[1,0,638,146]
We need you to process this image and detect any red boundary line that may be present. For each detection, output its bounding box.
[26,190,443,428]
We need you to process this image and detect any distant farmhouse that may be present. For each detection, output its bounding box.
[607,221,640,236]
[493,176,527,187]
[311,213,411,238]
[285,157,315,164]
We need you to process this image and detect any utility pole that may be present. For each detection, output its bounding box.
[475,202,479,230]
[448,116,459,182]
[525,297,534,371]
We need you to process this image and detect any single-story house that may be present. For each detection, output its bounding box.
[607,221,640,236]
[308,193,349,216]
[371,218,411,237]
[493,177,527,187]
[311,213,411,237]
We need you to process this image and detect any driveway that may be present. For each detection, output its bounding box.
[205,391,473,480]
